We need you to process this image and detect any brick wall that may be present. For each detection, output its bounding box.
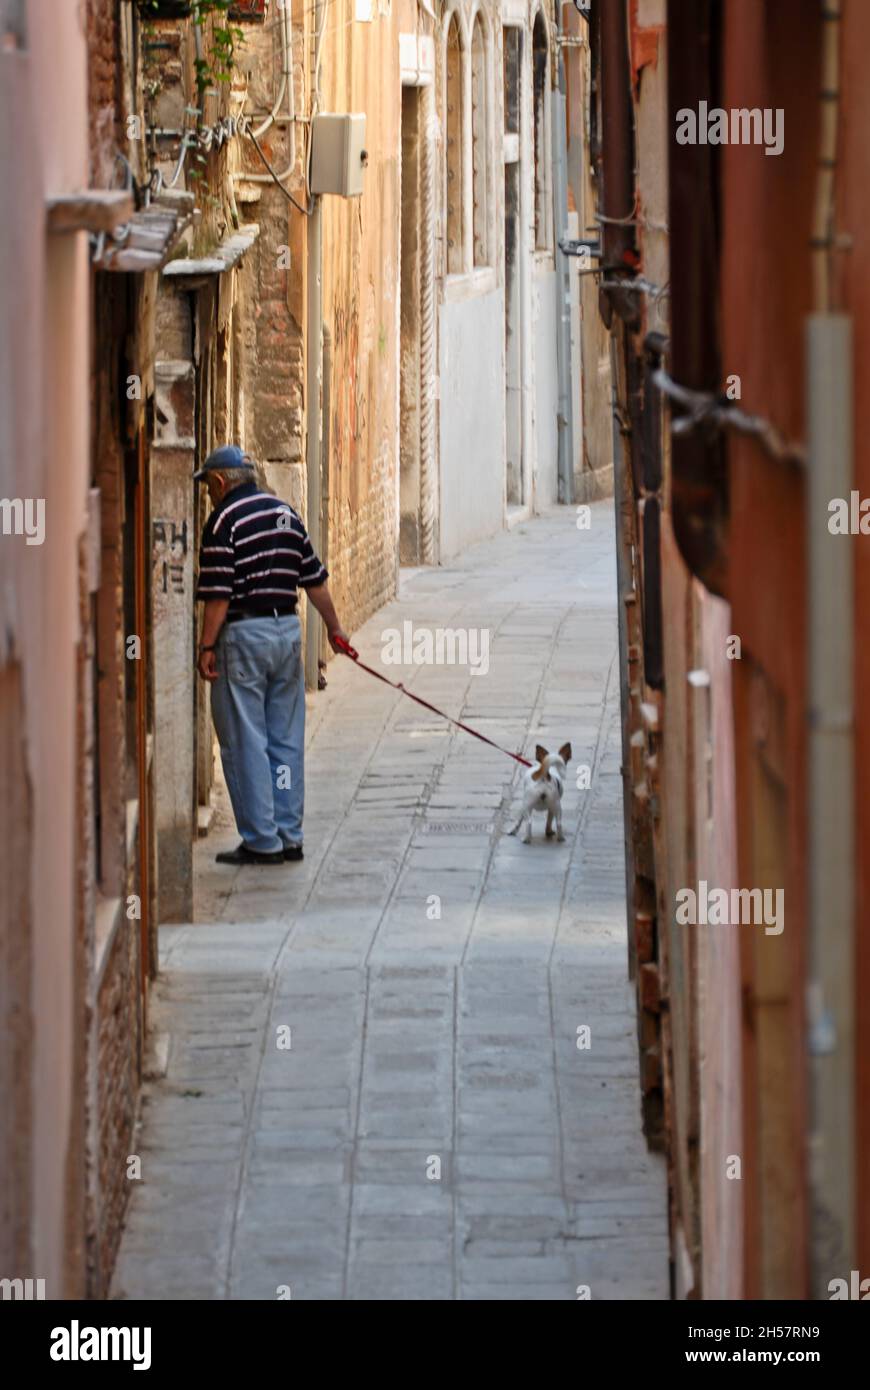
[0,663,33,1281]
[327,451,399,632]
[319,13,401,634]
[95,913,141,1290]
[245,221,305,469]
[89,271,148,1294]
[86,0,122,187]
[235,9,400,640]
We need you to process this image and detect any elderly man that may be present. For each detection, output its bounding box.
[194,445,350,865]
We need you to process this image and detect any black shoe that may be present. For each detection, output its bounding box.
[283,844,304,861]
[215,843,285,866]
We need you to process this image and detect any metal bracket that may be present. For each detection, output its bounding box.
[559,237,602,260]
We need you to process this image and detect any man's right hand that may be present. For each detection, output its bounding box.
[330,630,358,658]
[198,648,218,682]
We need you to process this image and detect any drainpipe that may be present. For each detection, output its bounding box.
[320,321,332,648]
[806,312,854,1298]
[304,0,325,689]
[806,0,854,1298]
[304,210,323,689]
[552,3,574,504]
[419,78,437,563]
[599,0,634,274]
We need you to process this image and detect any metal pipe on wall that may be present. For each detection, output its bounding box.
[552,4,574,505]
[598,0,634,272]
[320,321,332,654]
[419,78,437,563]
[806,0,854,1299]
[304,192,323,689]
[304,0,325,689]
[806,312,855,1297]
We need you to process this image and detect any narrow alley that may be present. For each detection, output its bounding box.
[7,0,870,1334]
[111,504,668,1301]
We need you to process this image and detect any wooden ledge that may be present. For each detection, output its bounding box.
[47,190,135,234]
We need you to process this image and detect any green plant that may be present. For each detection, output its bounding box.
[137,1,245,100]
[192,1,246,97]
[188,146,209,187]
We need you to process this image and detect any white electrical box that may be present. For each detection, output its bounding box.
[310,114,368,197]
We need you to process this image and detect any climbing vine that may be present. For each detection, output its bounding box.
[138,1,245,99]
[136,0,247,202]
[192,2,245,95]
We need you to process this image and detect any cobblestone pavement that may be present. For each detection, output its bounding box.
[112,503,669,1301]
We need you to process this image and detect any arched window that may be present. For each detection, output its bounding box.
[532,12,550,250]
[470,14,489,266]
[445,15,464,274]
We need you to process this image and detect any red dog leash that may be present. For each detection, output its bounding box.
[332,634,533,768]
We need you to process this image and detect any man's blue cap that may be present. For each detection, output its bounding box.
[193,444,254,481]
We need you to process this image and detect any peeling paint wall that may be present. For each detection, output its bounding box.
[319,0,406,630]
[439,286,504,558]
[563,8,615,501]
[147,10,279,911]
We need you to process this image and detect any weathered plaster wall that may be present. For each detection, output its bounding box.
[563,10,613,502]
[234,2,306,482]
[86,0,122,187]
[438,285,504,559]
[0,0,92,1297]
[319,2,404,633]
[147,9,278,908]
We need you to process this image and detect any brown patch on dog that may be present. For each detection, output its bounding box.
[531,745,549,781]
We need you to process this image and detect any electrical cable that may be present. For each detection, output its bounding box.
[247,125,312,215]
[235,0,297,183]
[596,205,639,225]
[165,135,191,188]
[252,0,290,139]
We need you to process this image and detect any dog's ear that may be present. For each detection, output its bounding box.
[531,745,549,781]
[559,742,572,764]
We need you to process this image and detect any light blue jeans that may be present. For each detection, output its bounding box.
[211,615,305,853]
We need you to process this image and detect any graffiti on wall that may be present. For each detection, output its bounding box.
[153,518,188,595]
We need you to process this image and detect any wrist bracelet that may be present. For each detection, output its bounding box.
[199,643,215,652]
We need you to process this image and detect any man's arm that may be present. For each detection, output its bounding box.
[197,598,229,681]
[305,581,351,653]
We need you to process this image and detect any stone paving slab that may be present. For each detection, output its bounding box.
[112,504,667,1302]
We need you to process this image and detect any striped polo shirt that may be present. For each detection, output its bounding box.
[195,481,327,614]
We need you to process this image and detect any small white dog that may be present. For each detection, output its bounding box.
[509,743,572,844]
